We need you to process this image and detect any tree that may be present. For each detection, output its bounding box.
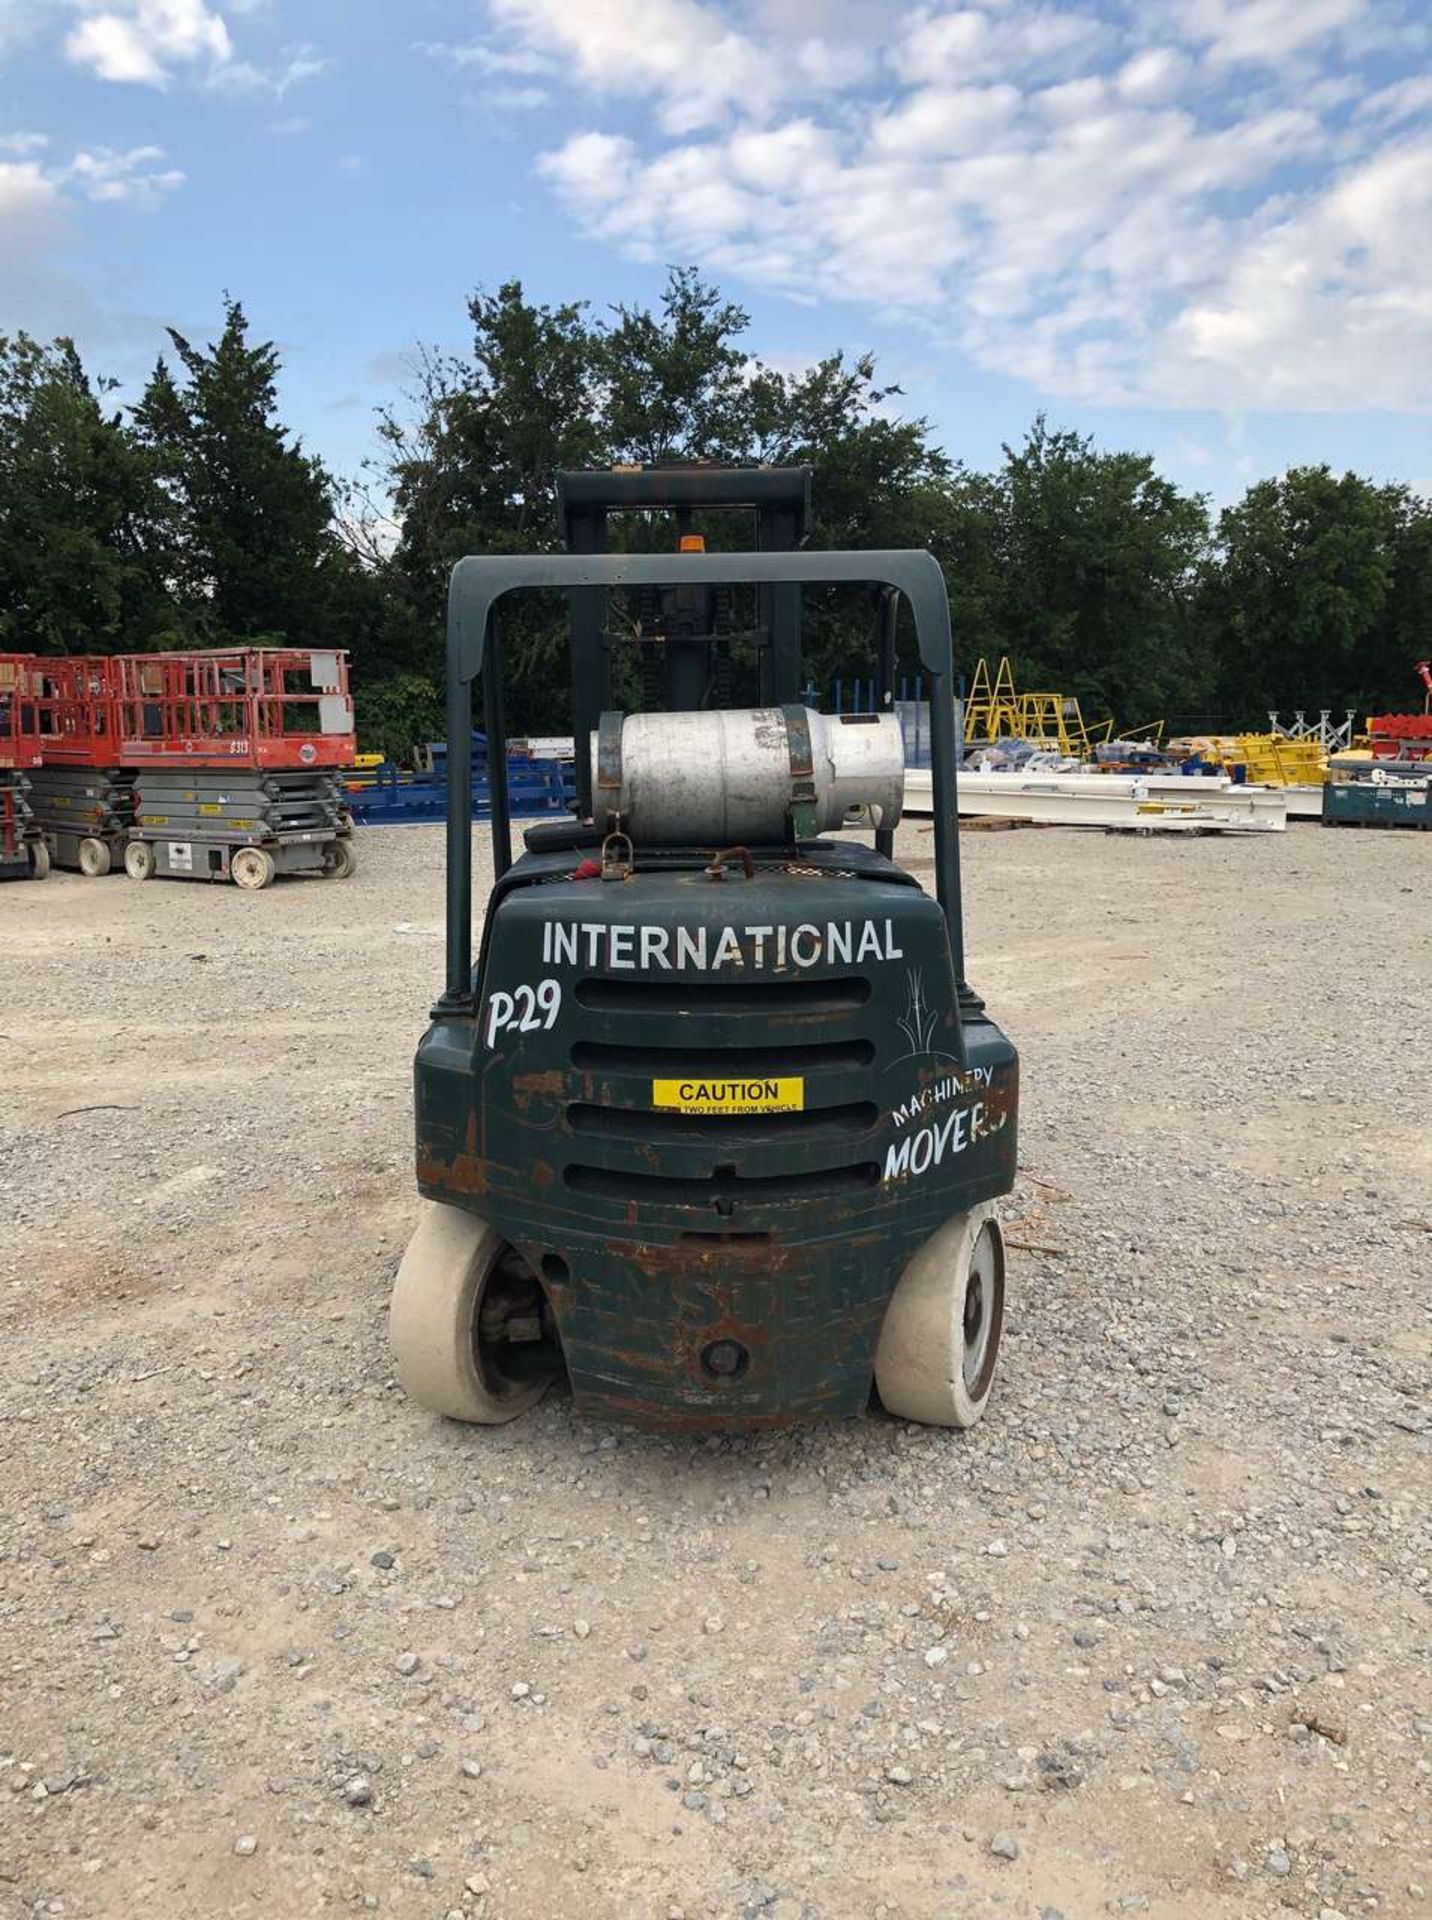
[1207,467,1428,719]
[600,268,751,466]
[135,296,341,646]
[745,351,954,685]
[984,418,1212,726]
[373,284,606,731]
[0,334,174,652]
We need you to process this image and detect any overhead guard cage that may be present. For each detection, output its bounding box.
[439,547,972,1027]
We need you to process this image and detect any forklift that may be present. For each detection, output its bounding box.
[389,467,1019,1430]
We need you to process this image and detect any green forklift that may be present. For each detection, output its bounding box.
[389,467,1019,1430]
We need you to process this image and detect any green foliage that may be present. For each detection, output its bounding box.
[135,296,341,647]
[1206,466,1425,718]
[982,418,1213,723]
[354,671,444,762]
[600,268,752,464]
[375,276,968,724]
[0,334,173,651]
[2,273,1430,761]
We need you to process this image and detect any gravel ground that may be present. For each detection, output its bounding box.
[1,819,1428,1920]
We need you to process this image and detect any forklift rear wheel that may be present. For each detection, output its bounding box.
[124,841,156,881]
[231,847,276,891]
[875,1203,1005,1429]
[389,1200,552,1424]
[325,838,356,879]
[78,836,111,877]
[28,839,51,880]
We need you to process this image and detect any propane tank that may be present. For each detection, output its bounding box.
[593,706,905,845]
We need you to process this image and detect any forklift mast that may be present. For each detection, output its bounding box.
[554,465,812,817]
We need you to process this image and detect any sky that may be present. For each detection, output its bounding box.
[2,0,1431,506]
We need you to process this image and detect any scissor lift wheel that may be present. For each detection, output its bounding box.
[27,839,50,880]
[875,1204,1006,1429]
[125,841,155,881]
[325,839,357,879]
[390,1200,553,1424]
[230,846,276,890]
[77,836,111,877]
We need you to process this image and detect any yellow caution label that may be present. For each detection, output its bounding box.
[199,803,224,815]
[652,1077,804,1115]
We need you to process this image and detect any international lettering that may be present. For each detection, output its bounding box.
[541,917,904,972]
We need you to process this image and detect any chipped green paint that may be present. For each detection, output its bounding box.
[414,844,1018,1428]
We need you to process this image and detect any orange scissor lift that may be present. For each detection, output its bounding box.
[33,648,358,887]
[0,655,49,881]
[30,655,136,875]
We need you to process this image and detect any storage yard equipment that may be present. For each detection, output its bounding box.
[31,656,134,874]
[390,465,1019,1432]
[0,655,48,881]
[343,744,576,826]
[113,649,357,886]
[1323,756,1431,829]
[1359,660,1432,765]
[962,655,1116,756]
[1366,714,1432,762]
[904,766,1288,832]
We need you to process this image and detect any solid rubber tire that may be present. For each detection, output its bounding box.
[28,839,50,880]
[389,1200,549,1425]
[78,836,111,877]
[327,838,356,879]
[124,841,156,881]
[231,847,276,890]
[875,1203,1005,1429]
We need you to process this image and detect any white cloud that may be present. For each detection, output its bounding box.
[61,142,184,205]
[870,84,1022,157]
[1,135,183,213]
[207,42,328,97]
[486,0,779,132]
[473,0,1432,414]
[1,133,182,341]
[43,2,328,96]
[0,156,58,220]
[417,38,551,77]
[65,0,231,84]
[1114,46,1191,105]
[891,5,1109,86]
[1355,71,1432,125]
[2,130,181,212]
[1167,0,1373,68]
[1157,133,1432,410]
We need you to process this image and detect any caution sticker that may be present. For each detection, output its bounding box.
[652,1077,804,1115]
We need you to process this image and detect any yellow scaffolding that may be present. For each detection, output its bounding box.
[962,657,1115,756]
[963,656,1021,742]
